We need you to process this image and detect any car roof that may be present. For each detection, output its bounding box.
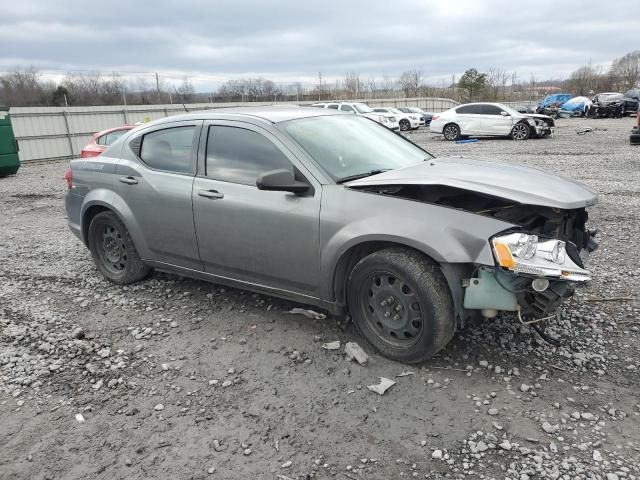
[146,106,345,125]
[456,102,507,107]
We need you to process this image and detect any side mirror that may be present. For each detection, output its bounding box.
[256,169,311,194]
[500,111,509,116]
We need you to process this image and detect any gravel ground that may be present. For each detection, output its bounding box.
[1,117,639,480]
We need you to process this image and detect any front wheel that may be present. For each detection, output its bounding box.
[511,122,530,140]
[347,248,455,363]
[399,119,411,131]
[88,211,151,284]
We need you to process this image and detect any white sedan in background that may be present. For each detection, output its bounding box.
[430,103,554,141]
[312,102,400,131]
[372,107,422,130]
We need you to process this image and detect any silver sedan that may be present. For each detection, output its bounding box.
[65,107,597,363]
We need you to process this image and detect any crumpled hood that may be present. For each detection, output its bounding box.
[346,157,598,209]
[521,113,553,121]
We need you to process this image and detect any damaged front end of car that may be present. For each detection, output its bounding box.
[522,114,555,138]
[465,225,597,324]
[347,161,599,329]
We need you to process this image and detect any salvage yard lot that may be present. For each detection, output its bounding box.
[1,117,639,479]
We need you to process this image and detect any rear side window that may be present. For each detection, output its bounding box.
[206,126,292,186]
[481,105,504,115]
[340,105,355,112]
[327,104,339,109]
[139,126,196,173]
[456,105,482,114]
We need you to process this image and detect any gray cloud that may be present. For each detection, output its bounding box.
[0,0,634,89]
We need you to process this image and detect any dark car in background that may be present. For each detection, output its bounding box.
[589,92,638,117]
[623,88,640,114]
[631,103,640,145]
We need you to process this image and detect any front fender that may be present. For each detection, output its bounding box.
[319,186,516,300]
[80,189,152,260]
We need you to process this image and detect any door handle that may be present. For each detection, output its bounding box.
[198,189,224,199]
[119,176,138,185]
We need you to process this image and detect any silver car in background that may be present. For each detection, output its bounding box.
[430,102,555,141]
[65,107,597,363]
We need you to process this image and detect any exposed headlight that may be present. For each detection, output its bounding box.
[389,116,397,122]
[492,232,590,282]
[409,115,419,120]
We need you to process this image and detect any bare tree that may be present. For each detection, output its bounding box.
[610,51,640,90]
[0,66,47,106]
[564,62,603,96]
[176,77,196,103]
[380,75,395,97]
[399,69,422,97]
[487,68,507,100]
[343,72,362,98]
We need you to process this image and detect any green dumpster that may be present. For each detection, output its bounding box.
[0,106,20,177]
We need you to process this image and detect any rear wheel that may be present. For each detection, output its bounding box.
[88,211,151,284]
[347,248,455,363]
[511,122,530,140]
[443,123,460,141]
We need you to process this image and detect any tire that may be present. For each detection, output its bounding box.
[87,211,151,284]
[399,119,411,131]
[510,122,530,140]
[346,248,455,363]
[442,123,460,141]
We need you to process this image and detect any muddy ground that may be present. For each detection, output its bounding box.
[1,117,639,480]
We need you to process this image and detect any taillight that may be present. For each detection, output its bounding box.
[64,168,73,190]
[432,115,439,121]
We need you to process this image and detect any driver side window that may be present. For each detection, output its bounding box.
[205,126,293,186]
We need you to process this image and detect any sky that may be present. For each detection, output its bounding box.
[0,0,635,91]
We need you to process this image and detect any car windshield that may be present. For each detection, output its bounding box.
[409,107,423,113]
[600,93,622,101]
[281,115,431,182]
[388,107,402,114]
[353,103,374,114]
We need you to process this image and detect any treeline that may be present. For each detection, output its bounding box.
[0,68,196,107]
[1,50,638,107]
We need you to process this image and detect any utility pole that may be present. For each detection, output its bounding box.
[155,72,161,104]
[318,72,322,101]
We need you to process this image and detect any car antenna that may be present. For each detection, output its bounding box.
[172,85,189,113]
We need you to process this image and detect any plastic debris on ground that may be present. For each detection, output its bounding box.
[321,340,341,350]
[287,308,327,320]
[344,342,369,365]
[455,138,479,144]
[367,377,396,395]
[396,370,414,377]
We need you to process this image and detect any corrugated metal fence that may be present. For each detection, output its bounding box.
[10,97,461,163]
